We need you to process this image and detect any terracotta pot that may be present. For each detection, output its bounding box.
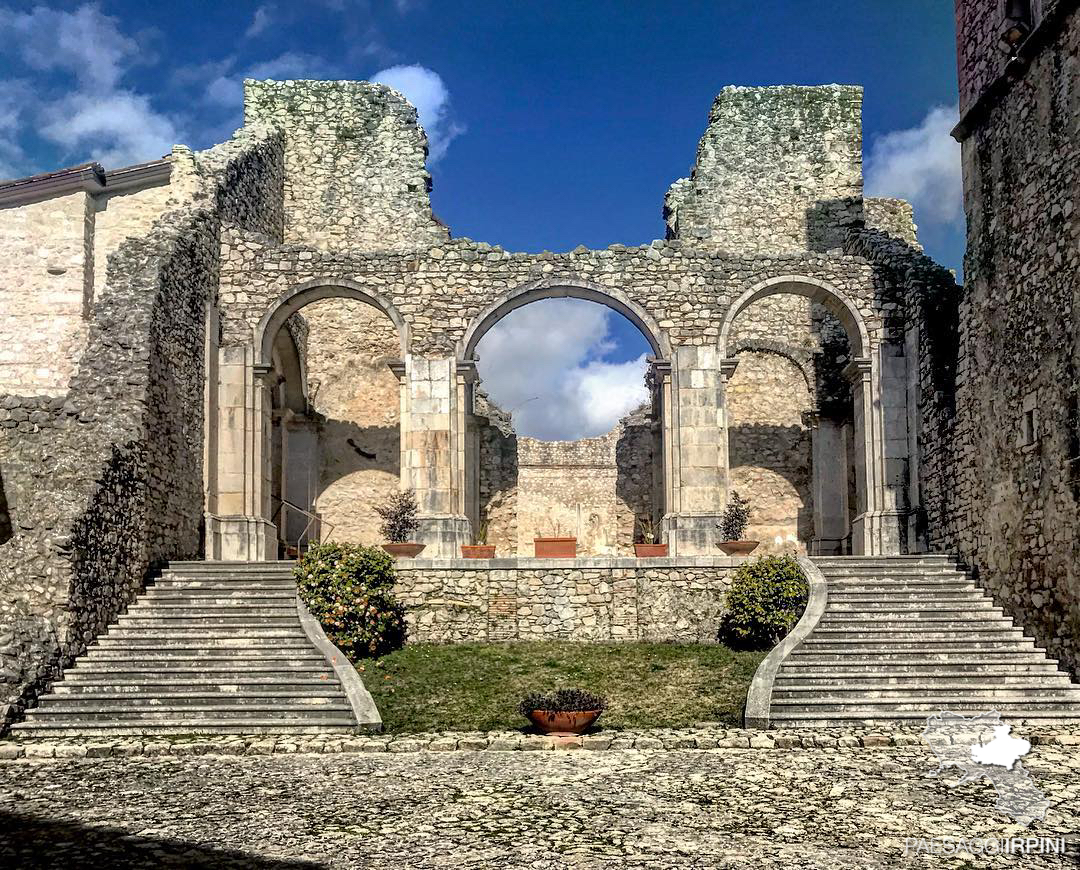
[534,537,577,558]
[634,543,668,558]
[717,540,760,556]
[460,545,496,559]
[382,542,426,559]
[526,709,602,735]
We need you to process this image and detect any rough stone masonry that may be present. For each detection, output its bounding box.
[4,68,1071,731]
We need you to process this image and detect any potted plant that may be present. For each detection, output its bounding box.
[461,521,496,559]
[716,491,759,556]
[533,520,577,558]
[634,515,668,557]
[375,489,425,558]
[519,688,606,736]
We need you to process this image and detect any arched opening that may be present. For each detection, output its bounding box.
[462,282,668,557]
[720,278,872,556]
[0,466,13,546]
[250,280,408,559]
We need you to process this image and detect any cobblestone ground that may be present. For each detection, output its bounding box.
[0,742,1077,869]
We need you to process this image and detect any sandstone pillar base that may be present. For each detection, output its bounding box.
[207,515,278,561]
[851,510,905,556]
[662,513,723,557]
[415,514,471,559]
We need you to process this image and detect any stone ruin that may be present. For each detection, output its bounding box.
[0,74,1074,727]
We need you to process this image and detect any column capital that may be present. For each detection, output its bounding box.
[252,362,275,381]
[455,359,480,383]
[720,357,740,380]
[387,359,406,380]
[842,357,872,385]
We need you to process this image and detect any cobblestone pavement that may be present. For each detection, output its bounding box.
[1,739,1077,869]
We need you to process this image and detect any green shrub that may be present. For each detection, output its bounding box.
[295,541,408,658]
[718,554,808,650]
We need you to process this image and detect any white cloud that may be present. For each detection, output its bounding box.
[372,64,464,161]
[245,4,275,39]
[9,3,139,90]
[864,105,963,226]
[1,4,181,171]
[0,80,29,178]
[474,300,649,440]
[205,52,339,108]
[40,91,179,168]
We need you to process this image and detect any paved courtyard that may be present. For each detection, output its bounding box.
[1,740,1077,868]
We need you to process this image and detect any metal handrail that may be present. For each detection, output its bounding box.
[271,496,334,555]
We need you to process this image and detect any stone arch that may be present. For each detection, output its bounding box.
[718,275,870,360]
[256,277,409,369]
[271,320,307,413]
[459,277,670,361]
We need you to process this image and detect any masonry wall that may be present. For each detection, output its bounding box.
[394,561,732,643]
[940,1,1080,675]
[302,298,401,545]
[243,79,448,253]
[0,127,286,730]
[665,85,864,255]
[0,193,91,394]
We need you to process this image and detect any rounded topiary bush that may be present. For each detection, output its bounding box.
[718,554,809,650]
[295,541,408,658]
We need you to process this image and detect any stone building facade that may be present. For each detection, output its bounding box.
[942,0,1080,674]
[0,76,969,726]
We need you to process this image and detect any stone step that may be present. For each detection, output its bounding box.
[117,615,301,628]
[800,627,1027,641]
[770,697,1080,713]
[771,683,1080,698]
[785,650,1054,664]
[21,704,353,720]
[798,638,1035,651]
[825,600,996,612]
[76,649,329,662]
[38,692,346,707]
[825,588,983,600]
[767,711,1080,726]
[774,672,1074,687]
[89,642,318,654]
[96,632,310,644]
[825,591,989,604]
[68,662,333,676]
[819,611,1008,623]
[814,618,1018,631]
[150,580,298,591]
[139,593,298,605]
[122,605,299,616]
[53,679,340,694]
[11,721,358,737]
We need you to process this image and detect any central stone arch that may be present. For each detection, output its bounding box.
[459,277,671,361]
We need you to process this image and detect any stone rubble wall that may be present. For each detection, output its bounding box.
[0,127,286,731]
[665,85,864,255]
[243,79,448,253]
[394,562,732,644]
[935,4,1080,676]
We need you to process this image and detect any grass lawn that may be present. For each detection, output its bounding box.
[358,642,766,733]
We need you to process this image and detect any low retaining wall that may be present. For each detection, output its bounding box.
[393,557,739,643]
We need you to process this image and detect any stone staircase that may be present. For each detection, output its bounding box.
[13,562,380,737]
[767,555,1080,728]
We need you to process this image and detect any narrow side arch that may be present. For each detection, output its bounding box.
[459,277,671,361]
[255,277,410,368]
[718,276,870,360]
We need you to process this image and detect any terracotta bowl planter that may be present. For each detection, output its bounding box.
[717,540,760,556]
[461,545,496,559]
[382,542,426,558]
[534,537,577,558]
[634,543,668,557]
[526,709,602,736]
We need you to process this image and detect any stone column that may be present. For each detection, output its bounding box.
[392,356,471,557]
[205,345,277,560]
[661,345,729,555]
[846,355,904,555]
[283,413,321,549]
[806,411,849,555]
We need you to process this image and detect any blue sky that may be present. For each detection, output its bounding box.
[0,1,963,438]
